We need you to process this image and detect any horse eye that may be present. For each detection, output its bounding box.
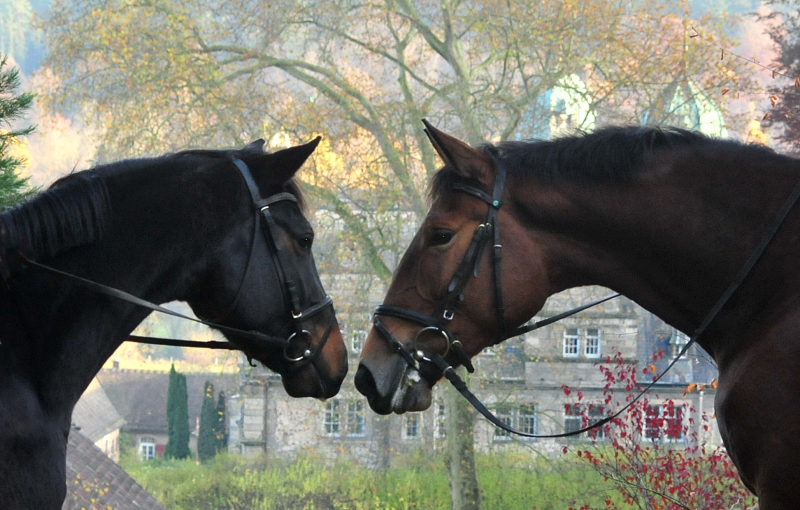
[298,236,313,250]
[429,230,454,247]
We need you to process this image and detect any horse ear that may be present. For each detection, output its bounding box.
[245,139,266,152]
[421,119,494,184]
[260,136,322,183]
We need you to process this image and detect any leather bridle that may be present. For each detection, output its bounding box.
[229,158,334,367]
[373,151,509,374]
[370,145,800,439]
[1,157,334,369]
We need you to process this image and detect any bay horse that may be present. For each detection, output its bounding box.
[355,121,800,509]
[0,138,347,510]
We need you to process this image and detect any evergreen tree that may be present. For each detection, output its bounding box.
[197,381,216,463]
[0,53,34,210]
[214,391,227,452]
[164,365,191,459]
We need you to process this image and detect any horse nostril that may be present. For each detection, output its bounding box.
[354,364,378,400]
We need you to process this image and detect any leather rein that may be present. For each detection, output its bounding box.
[1,158,334,369]
[372,151,800,439]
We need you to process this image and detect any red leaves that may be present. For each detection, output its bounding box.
[562,349,756,509]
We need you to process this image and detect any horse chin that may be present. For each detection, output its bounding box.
[281,365,343,400]
[390,368,433,413]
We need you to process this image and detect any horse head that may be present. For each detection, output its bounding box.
[355,122,548,414]
[188,138,347,399]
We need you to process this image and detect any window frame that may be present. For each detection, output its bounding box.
[584,328,601,358]
[139,436,156,460]
[644,401,686,443]
[493,404,538,441]
[563,328,580,358]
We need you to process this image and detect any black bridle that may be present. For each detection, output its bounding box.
[1,158,334,369]
[372,147,800,439]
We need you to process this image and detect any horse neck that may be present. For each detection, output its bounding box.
[511,148,800,353]
[12,160,241,418]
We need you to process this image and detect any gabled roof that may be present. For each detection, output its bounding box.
[72,378,125,442]
[63,428,167,510]
[96,369,240,433]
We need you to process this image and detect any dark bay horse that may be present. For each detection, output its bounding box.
[0,138,347,509]
[355,122,800,509]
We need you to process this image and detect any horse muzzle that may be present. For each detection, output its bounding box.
[355,353,433,414]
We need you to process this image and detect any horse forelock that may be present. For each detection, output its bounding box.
[0,171,110,259]
[428,126,777,200]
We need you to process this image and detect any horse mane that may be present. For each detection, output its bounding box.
[0,170,110,259]
[429,126,778,200]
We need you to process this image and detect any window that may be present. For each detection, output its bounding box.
[494,404,538,441]
[324,399,366,437]
[563,328,579,357]
[564,404,607,440]
[435,401,447,438]
[585,328,601,358]
[587,404,607,440]
[493,407,514,441]
[518,405,538,436]
[564,404,582,435]
[563,327,603,358]
[324,400,341,436]
[670,330,690,359]
[139,436,155,460]
[645,402,685,442]
[350,330,367,354]
[346,400,366,437]
[404,414,420,439]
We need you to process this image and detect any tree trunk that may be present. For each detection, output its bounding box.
[445,367,481,510]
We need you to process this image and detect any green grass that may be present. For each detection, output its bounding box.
[121,449,627,510]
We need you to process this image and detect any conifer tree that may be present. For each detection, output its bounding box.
[214,391,227,452]
[165,365,191,459]
[197,381,216,463]
[0,54,34,210]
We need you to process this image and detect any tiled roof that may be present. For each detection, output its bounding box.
[63,428,167,510]
[72,378,125,442]
[96,369,240,433]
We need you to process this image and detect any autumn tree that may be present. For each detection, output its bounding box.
[0,54,34,210]
[759,0,800,154]
[42,0,753,506]
[563,351,756,509]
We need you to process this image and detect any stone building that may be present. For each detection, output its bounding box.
[226,285,721,465]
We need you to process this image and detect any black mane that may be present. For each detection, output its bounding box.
[430,126,778,200]
[0,170,110,258]
[0,146,306,259]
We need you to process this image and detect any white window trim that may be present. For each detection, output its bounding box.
[324,399,367,438]
[139,436,156,460]
[323,400,341,437]
[584,328,601,358]
[563,328,580,358]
